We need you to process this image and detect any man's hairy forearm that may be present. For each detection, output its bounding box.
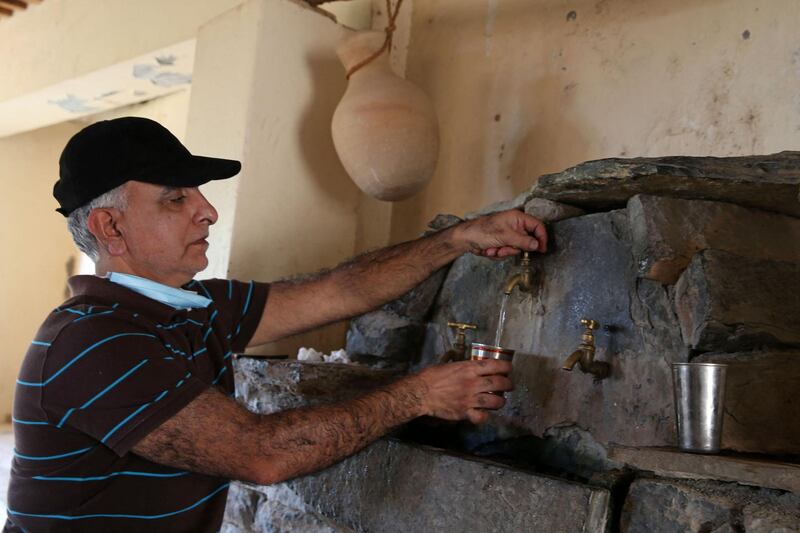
[259,227,466,343]
[133,379,427,485]
[330,226,463,310]
[252,378,426,482]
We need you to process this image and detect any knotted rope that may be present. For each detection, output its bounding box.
[346,0,404,79]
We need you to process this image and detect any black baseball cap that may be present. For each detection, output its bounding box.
[53,117,241,216]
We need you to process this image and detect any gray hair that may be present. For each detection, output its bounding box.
[66,184,129,261]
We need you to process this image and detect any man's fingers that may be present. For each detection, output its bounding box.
[475,391,507,409]
[478,375,513,394]
[521,214,548,252]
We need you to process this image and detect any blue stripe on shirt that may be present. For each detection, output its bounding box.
[14,446,93,461]
[56,359,150,428]
[33,470,189,482]
[16,333,157,388]
[99,377,187,444]
[12,417,50,426]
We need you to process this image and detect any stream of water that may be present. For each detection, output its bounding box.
[493,293,510,347]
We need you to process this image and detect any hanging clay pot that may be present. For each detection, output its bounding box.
[332,31,439,201]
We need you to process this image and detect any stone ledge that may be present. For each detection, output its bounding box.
[531,151,800,217]
[609,445,800,493]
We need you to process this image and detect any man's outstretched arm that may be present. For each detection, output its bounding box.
[133,359,512,485]
[249,210,547,346]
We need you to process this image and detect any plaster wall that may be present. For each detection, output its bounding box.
[0,0,247,102]
[0,122,83,423]
[189,0,363,356]
[389,0,800,241]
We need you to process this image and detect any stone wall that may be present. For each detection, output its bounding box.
[350,152,800,457]
[230,152,800,531]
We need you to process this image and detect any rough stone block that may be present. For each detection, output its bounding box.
[222,482,353,533]
[345,222,451,362]
[621,478,800,533]
[674,250,800,353]
[233,358,401,414]
[524,197,586,223]
[531,151,800,217]
[288,439,611,533]
[694,350,800,455]
[628,194,800,284]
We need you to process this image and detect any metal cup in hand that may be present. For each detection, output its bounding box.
[470,343,515,396]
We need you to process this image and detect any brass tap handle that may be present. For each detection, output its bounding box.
[519,251,531,266]
[447,321,478,332]
[580,318,599,331]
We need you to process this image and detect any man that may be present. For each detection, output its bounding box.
[5,117,547,532]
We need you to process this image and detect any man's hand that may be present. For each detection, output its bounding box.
[453,209,548,259]
[411,359,513,424]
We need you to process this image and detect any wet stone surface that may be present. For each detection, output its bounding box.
[420,210,684,449]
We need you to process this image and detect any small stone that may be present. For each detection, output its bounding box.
[674,250,800,352]
[628,194,800,284]
[524,197,585,223]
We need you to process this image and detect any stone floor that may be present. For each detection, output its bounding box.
[0,425,13,520]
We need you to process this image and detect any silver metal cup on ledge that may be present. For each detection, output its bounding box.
[671,362,728,453]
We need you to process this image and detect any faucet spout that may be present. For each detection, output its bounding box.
[561,349,583,371]
[561,318,610,381]
[503,252,535,295]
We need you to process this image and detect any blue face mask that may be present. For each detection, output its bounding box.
[107,272,212,310]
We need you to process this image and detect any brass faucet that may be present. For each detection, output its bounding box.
[439,321,478,363]
[503,251,535,295]
[561,319,610,381]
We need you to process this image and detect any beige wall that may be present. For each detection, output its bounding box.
[0,0,247,102]
[0,122,83,423]
[189,0,364,356]
[389,0,800,241]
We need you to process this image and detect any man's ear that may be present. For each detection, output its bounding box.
[87,208,127,256]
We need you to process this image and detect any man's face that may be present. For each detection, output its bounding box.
[114,181,218,287]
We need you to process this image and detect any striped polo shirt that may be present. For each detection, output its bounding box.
[5,275,268,532]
